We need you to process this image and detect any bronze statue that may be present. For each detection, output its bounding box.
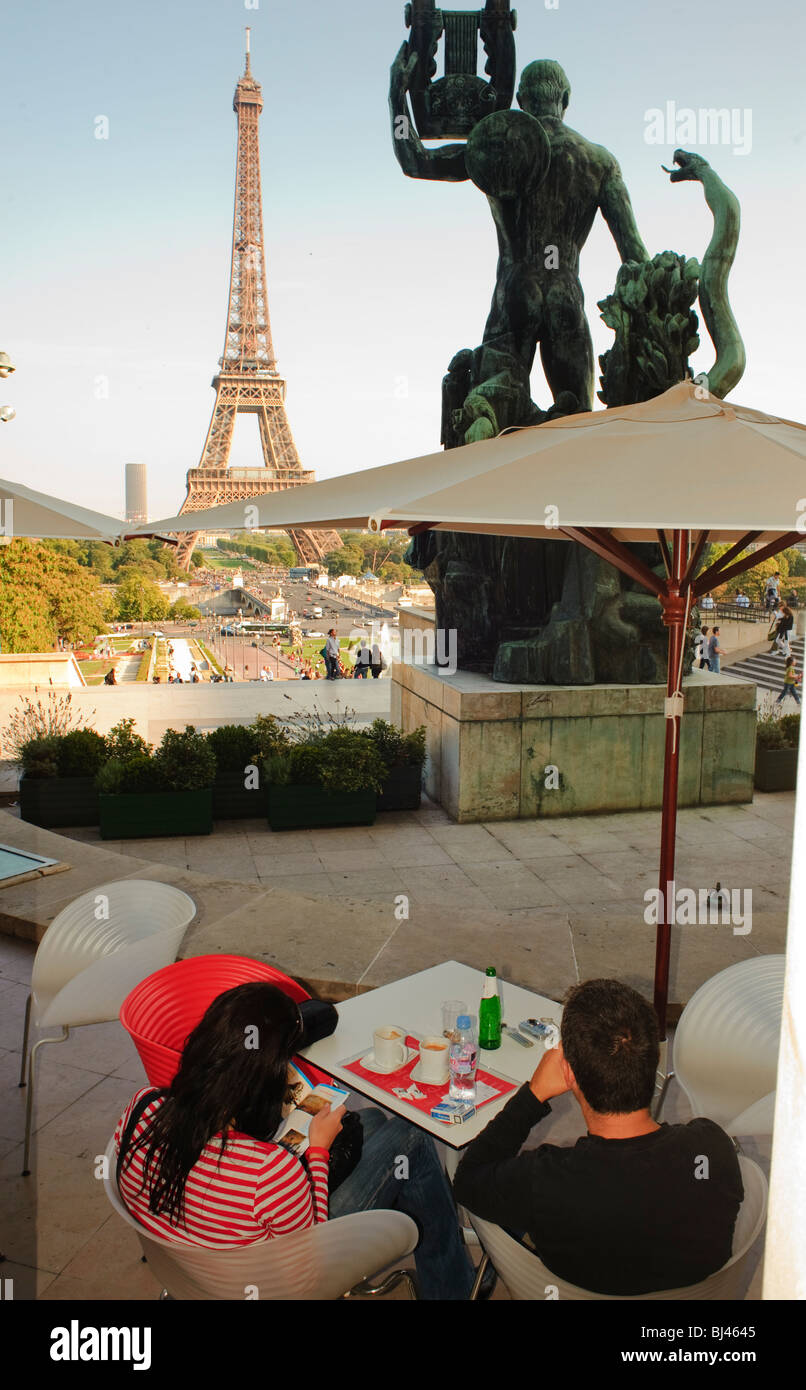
[388,13,745,684]
[392,52,648,414]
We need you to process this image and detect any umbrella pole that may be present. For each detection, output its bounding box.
[654,529,690,1042]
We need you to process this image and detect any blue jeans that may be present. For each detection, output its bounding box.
[329,1108,474,1300]
[776,684,801,704]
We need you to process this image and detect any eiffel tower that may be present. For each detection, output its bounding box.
[174,31,341,569]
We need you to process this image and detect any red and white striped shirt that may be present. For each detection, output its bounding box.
[114,1088,330,1246]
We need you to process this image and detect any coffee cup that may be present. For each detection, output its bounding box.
[373,1026,406,1069]
[418,1035,450,1084]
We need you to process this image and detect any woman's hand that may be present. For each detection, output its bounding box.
[308,1102,346,1152]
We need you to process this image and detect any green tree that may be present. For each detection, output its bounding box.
[0,541,108,651]
[169,599,201,621]
[115,575,170,622]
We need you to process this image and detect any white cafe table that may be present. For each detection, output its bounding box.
[299,960,562,1151]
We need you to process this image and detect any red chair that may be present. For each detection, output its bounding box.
[120,954,333,1088]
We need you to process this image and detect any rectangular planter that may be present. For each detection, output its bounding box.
[212,771,268,820]
[20,775,100,828]
[377,763,423,812]
[99,788,214,839]
[754,745,798,793]
[267,785,377,831]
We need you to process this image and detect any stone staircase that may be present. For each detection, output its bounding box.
[722,636,804,693]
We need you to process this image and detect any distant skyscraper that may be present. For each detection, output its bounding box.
[125,463,148,525]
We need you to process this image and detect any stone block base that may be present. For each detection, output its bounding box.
[391,663,756,823]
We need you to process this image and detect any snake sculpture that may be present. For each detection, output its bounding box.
[598,148,745,408]
[663,148,746,399]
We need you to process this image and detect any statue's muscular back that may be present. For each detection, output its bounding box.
[488,116,619,274]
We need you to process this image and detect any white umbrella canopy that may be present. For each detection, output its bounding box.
[0,477,128,543]
[138,382,806,543]
[138,379,805,1042]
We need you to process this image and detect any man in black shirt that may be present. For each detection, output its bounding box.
[452,979,743,1295]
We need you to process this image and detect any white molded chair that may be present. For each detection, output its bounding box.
[103,1140,419,1300]
[666,956,785,1129]
[727,1090,776,1140]
[467,1154,767,1301]
[19,880,196,1174]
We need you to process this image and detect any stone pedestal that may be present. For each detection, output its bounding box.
[391,661,756,823]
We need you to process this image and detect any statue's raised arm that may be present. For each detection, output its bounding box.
[389,44,469,183]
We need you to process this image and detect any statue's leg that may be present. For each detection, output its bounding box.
[539,279,594,410]
[483,264,543,374]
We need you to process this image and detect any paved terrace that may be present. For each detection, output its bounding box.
[0,792,791,1300]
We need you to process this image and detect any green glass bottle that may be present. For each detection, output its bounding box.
[479,966,501,1050]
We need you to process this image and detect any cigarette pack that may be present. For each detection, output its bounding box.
[430,1100,476,1124]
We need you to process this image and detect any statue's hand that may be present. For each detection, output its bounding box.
[390,43,418,103]
[465,418,495,444]
[663,149,710,183]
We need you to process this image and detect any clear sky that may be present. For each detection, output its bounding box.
[2,0,805,520]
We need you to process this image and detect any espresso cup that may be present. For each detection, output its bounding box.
[373,1026,406,1069]
[418,1035,450,1083]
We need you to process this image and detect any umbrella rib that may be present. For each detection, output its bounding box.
[560,527,666,597]
[693,530,762,591]
[656,530,672,577]
[682,531,710,591]
[692,530,803,596]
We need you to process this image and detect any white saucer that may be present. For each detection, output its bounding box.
[410,1060,449,1087]
[360,1045,418,1075]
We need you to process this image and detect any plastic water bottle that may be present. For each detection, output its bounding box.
[449,1015,478,1102]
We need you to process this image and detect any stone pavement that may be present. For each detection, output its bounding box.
[0,788,794,1006]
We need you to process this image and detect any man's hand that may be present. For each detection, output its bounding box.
[308,1102,346,1152]
[529,1044,571,1104]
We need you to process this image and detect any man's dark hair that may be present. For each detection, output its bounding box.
[560,979,659,1114]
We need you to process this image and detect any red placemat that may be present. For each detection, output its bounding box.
[342,1034,518,1118]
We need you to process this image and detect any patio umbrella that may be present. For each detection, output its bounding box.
[139,380,806,1036]
[0,477,129,543]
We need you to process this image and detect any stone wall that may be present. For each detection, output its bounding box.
[392,661,756,822]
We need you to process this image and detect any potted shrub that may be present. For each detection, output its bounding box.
[18,728,108,827]
[755,713,800,792]
[206,720,288,819]
[266,728,385,830]
[369,720,427,811]
[97,721,216,838]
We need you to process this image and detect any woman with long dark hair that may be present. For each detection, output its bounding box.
[114,982,475,1299]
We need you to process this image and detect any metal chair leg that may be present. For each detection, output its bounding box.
[22,1027,69,1176]
[468,1251,491,1301]
[348,1267,419,1299]
[652,1069,675,1122]
[18,994,32,1088]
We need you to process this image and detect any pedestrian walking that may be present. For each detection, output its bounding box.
[773,603,794,659]
[775,656,801,706]
[707,627,725,674]
[353,639,371,679]
[324,629,340,680]
[693,627,710,671]
[370,641,387,679]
